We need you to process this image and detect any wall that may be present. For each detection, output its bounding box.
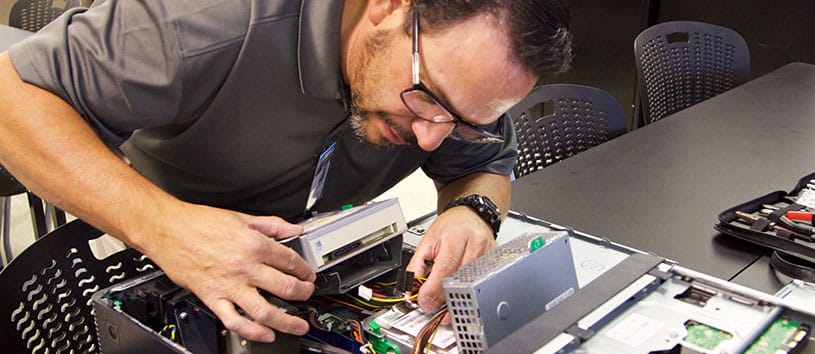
[548,0,815,130]
[658,0,815,78]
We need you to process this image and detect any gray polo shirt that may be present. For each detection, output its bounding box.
[9,0,517,221]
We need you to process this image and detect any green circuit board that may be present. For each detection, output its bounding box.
[745,318,807,354]
[683,320,733,350]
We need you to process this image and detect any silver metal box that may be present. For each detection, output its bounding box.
[443,231,579,353]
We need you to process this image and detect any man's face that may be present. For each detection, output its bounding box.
[346,11,536,152]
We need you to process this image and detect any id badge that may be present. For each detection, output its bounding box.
[305,140,337,214]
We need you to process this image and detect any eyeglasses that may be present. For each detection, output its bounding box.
[399,8,505,144]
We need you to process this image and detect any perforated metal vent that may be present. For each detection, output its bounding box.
[447,289,482,353]
[446,233,554,284]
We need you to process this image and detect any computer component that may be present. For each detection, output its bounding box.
[92,210,815,353]
[486,255,815,354]
[776,280,815,311]
[92,271,301,354]
[406,211,636,288]
[409,212,815,354]
[289,199,406,272]
[283,198,407,294]
[93,200,409,353]
[443,231,579,353]
[363,303,458,354]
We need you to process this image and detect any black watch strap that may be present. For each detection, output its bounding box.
[443,194,502,237]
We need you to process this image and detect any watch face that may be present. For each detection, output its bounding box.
[476,195,497,210]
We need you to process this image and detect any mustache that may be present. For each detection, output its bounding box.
[348,99,418,146]
[381,112,418,145]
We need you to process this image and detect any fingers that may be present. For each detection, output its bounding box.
[417,237,467,312]
[251,260,315,301]
[249,217,303,239]
[150,208,316,344]
[441,312,451,325]
[261,241,316,282]
[211,298,276,342]
[405,240,435,277]
[426,236,467,283]
[249,216,316,282]
[209,290,309,343]
[408,209,498,313]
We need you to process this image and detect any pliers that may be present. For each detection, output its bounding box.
[736,210,815,242]
[762,204,814,223]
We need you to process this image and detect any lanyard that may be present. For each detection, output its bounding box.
[304,137,337,217]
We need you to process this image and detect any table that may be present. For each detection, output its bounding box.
[510,62,815,292]
[730,256,789,294]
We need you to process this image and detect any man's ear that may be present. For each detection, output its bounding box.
[368,0,410,26]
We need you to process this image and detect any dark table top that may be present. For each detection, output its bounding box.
[511,62,815,289]
[730,255,790,294]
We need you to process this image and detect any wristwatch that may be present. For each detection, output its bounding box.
[443,194,502,236]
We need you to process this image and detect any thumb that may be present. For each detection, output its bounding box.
[249,217,304,238]
[406,242,437,277]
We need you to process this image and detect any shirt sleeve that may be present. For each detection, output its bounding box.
[422,114,518,184]
[7,0,244,147]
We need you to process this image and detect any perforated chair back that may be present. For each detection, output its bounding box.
[1,164,68,268]
[507,84,627,179]
[8,0,81,32]
[0,166,27,197]
[634,20,750,125]
[0,219,155,354]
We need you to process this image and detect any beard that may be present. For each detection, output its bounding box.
[347,28,417,148]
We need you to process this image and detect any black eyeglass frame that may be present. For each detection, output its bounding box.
[398,7,505,144]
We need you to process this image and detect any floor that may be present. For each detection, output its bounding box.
[3,193,38,263]
[1,170,437,266]
[372,169,438,221]
[2,193,79,263]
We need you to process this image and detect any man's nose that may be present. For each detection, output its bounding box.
[411,119,454,151]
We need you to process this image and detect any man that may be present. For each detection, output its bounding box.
[0,0,571,343]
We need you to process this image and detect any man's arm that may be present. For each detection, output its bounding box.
[0,52,315,342]
[406,171,510,313]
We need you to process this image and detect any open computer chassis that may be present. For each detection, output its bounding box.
[92,210,815,354]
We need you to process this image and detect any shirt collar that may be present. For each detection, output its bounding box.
[297,0,345,102]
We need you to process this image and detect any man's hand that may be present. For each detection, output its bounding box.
[406,206,497,313]
[143,204,316,343]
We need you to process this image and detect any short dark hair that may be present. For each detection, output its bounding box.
[410,0,573,82]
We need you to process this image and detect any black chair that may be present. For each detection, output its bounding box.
[0,219,156,354]
[634,20,750,125]
[0,165,67,268]
[8,0,81,32]
[507,84,627,179]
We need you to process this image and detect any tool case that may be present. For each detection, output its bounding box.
[715,172,815,282]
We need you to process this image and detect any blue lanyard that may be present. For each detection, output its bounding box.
[304,138,337,217]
